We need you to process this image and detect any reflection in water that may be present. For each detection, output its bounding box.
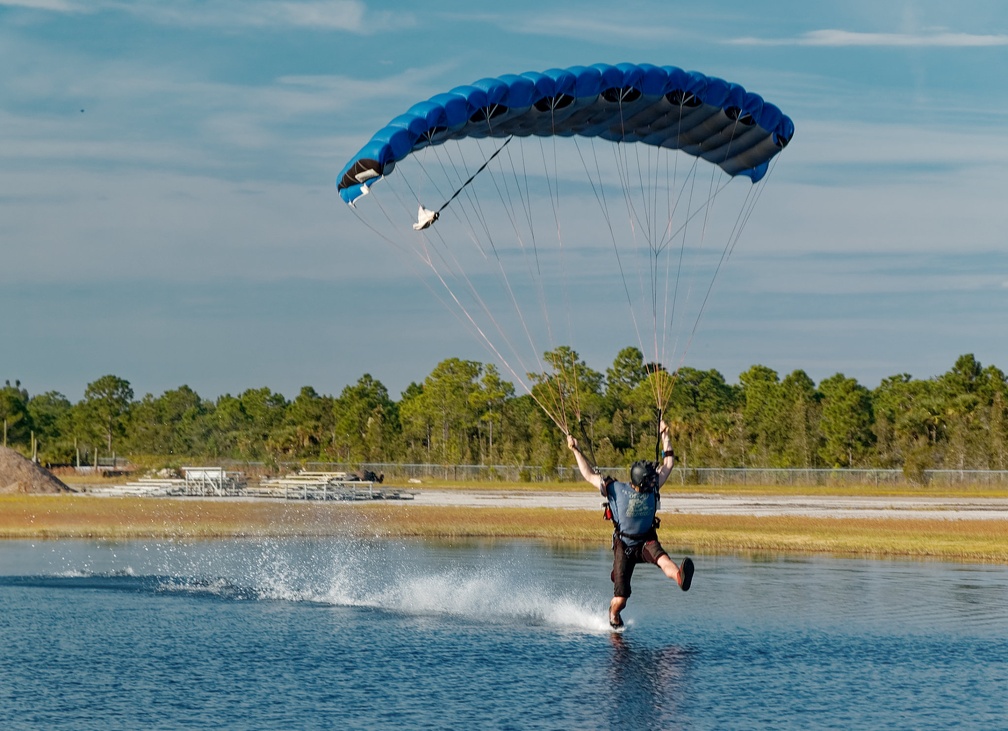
[608,631,693,729]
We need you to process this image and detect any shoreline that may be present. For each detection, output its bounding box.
[409,489,1008,520]
[3,490,1008,563]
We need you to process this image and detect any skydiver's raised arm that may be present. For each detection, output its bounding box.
[656,420,676,488]
[567,433,603,492]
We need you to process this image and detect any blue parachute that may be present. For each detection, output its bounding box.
[338,62,793,205]
[336,62,794,431]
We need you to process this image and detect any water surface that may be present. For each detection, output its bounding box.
[1,539,1005,730]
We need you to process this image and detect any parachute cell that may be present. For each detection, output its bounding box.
[337,63,793,205]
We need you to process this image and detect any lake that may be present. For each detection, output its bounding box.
[1,538,1005,730]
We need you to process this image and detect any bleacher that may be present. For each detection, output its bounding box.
[92,468,412,501]
[253,471,414,501]
[89,477,186,497]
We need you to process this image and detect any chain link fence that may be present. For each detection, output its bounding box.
[234,462,1008,488]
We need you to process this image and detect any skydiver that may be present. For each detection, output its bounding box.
[566,420,694,629]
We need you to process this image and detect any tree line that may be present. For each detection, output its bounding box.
[3,349,1006,477]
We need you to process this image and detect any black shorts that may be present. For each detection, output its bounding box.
[610,534,668,598]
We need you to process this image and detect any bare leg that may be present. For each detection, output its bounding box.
[656,554,680,581]
[609,596,627,626]
[657,554,693,590]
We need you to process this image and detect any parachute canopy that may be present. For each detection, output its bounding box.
[337,62,793,433]
[338,62,794,206]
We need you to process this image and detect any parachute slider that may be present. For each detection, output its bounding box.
[413,205,439,231]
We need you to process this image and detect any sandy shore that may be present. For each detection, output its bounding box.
[403,489,1008,520]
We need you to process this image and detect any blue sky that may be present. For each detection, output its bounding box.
[2,0,1008,401]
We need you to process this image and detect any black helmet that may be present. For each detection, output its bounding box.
[629,460,657,491]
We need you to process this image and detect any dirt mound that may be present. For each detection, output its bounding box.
[0,446,73,494]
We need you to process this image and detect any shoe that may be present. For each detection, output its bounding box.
[678,557,694,592]
[609,614,624,630]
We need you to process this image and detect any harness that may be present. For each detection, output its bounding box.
[601,476,661,554]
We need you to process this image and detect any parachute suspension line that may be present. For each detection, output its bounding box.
[429,131,565,432]
[545,110,586,435]
[605,133,673,420]
[360,168,572,435]
[727,153,783,261]
[532,124,568,428]
[682,118,750,338]
[654,104,690,411]
[393,139,562,430]
[528,134,576,431]
[647,168,741,411]
[573,137,648,360]
[622,110,662,397]
[575,414,601,468]
[487,143,558,392]
[417,138,463,210]
[625,104,656,250]
[482,134,559,430]
[655,147,674,400]
[500,136,567,413]
[668,122,774,406]
[452,132,566,433]
[608,132,654,377]
[662,149,726,383]
[412,214,568,433]
[654,112,744,412]
[654,407,664,464]
[452,137,573,430]
[468,137,556,388]
[659,154,702,411]
[610,97,669,419]
[654,110,756,411]
[432,136,513,218]
[426,258,565,429]
[653,150,676,413]
[357,181,544,406]
[653,152,698,402]
[679,166,772,367]
[648,145,668,404]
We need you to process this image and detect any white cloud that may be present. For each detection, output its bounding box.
[0,0,78,10]
[122,0,366,31]
[0,0,414,32]
[730,28,1008,47]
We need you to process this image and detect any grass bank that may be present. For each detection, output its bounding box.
[341,479,1008,499]
[3,494,1007,563]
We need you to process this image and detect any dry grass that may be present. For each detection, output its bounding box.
[357,505,1008,562]
[0,495,345,540]
[3,495,1007,563]
[377,478,1008,499]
